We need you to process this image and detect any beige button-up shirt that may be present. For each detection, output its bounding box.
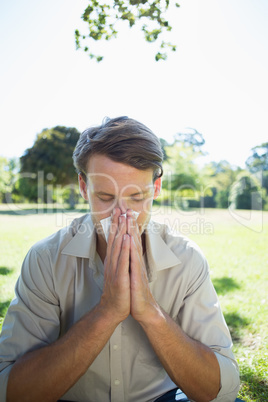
[0,214,239,401]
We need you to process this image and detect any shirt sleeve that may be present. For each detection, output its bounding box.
[0,246,60,402]
[177,248,240,401]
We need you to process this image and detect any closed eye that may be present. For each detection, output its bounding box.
[130,191,151,202]
[97,195,115,202]
[131,196,145,202]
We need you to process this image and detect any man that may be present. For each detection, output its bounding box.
[0,117,240,401]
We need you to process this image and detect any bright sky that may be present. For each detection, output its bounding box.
[1,0,268,168]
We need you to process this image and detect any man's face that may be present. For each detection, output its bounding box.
[79,154,160,238]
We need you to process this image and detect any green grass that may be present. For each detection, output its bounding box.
[0,205,267,401]
[188,210,268,401]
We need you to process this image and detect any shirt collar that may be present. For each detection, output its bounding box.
[61,215,181,277]
[61,214,97,261]
[145,220,181,281]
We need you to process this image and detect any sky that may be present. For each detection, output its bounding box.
[0,0,268,168]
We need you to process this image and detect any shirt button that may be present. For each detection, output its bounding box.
[114,379,120,386]
[113,344,118,350]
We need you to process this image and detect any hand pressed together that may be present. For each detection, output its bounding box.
[127,210,159,323]
[100,208,158,325]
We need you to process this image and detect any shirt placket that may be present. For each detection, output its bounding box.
[110,323,124,402]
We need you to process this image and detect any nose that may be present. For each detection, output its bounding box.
[116,197,128,214]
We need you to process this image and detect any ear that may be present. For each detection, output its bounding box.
[153,177,162,200]
[78,173,89,201]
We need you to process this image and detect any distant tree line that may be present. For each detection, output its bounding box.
[0,127,81,209]
[0,125,267,211]
[160,135,267,211]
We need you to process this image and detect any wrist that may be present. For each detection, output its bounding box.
[97,298,129,327]
[136,303,166,329]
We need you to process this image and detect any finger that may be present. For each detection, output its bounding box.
[127,210,139,238]
[126,209,132,235]
[130,234,142,265]
[116,214,127,242]
[106,208,121,254]
[127,214,142,258]
[117,233,131,276]
[108,214,127,272]
[105,208,121,271]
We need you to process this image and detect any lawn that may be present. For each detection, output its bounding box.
[0,205,267,401]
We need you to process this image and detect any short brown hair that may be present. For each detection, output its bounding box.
[73,116,163,182]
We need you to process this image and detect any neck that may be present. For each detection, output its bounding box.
[96,234,107,263]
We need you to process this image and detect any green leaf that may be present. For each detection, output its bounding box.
[74,29,81,49]
[75,0,180,62]
[155,52,167,61]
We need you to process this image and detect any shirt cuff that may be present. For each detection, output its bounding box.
[212,351,240,401]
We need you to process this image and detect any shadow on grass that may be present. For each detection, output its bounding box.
[213,276,240,295]
[224,312,251,343]
[213,277,251,343]
[213,277,241,295]
[239,367,268,402]
[0,267,13,276]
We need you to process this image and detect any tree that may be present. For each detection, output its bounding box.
[202,160,240,208]
[0,157,11,202]
[161,130,206,208]
[164,143,202,189]
[75,0,180,62]
[159,138,169,162]
[229,172,263,210]
[246,142,268,173]
[0,157,19,203]
[244,143,268,210]
[174,128,206,154]
[19,127,81,207]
